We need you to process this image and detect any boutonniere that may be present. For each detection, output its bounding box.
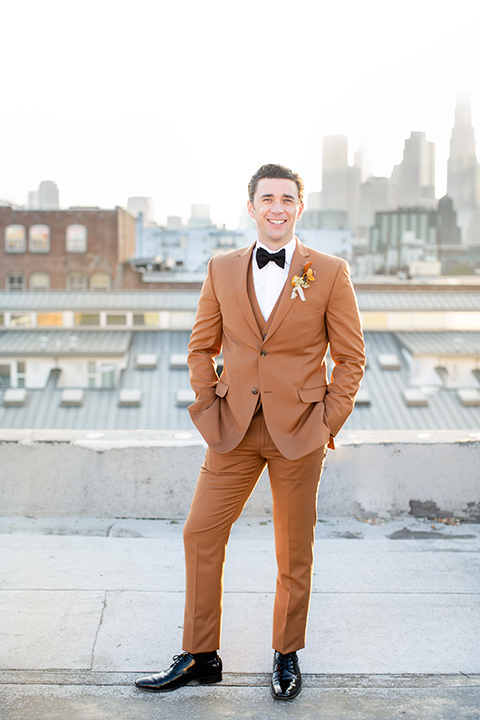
[291,261,315,301]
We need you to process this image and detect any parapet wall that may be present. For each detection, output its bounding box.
[0,429,479,520]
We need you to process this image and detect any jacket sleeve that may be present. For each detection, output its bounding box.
[323,260,366,438]
[187,258,223,400]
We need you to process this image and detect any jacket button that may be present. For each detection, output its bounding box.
[260,350,267,356]
[252,388,259,395]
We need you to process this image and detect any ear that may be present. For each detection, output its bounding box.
[247,201,256,220]
[296,202,305,221]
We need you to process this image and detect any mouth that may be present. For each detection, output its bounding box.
[268,219,286,225]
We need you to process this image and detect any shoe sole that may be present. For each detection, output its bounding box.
[135,673,222,692]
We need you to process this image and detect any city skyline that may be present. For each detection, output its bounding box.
[2,0,480,228]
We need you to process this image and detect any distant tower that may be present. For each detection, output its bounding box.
[38,180,59,209]
[321,135,361,229]
[321,135,349,210]
[447,93,480,210]
[396,132,435,208]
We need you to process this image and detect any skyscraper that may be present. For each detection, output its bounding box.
[38,180,59,210]
[447,93,480,211]
[395,132,436,209]
[321,135,361,229]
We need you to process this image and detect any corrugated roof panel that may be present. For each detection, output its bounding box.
[0,330,132,356]
[1,290,480,313]
[396,332,480,356]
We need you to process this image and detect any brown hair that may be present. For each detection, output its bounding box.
[248,164,304,204]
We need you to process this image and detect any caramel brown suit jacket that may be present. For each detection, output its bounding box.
[188,239,366,460]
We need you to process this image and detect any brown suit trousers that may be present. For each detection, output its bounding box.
[182,259,327,654]
[182,407,326,654]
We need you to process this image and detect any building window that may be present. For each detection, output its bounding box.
[66,224,87,252]
[6,272,26,291]
[100,364,116,388]
[133,312,159,327]
[10,313,32,327]
[74,313,100,326]
[88,360,96,388]
[5,225,26,253]
[90,273,111,291]
[0,364,11,388]
[37,312,63,326]
[30,272,50,291]
[29,224,50,253]
[66,272,87,291]
[0,314,4,326]
[17,361,26,388]
[106,314,127,326]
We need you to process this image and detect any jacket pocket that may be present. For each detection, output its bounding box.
[293,302,325,314]
[215,380,229,397]
[298,385,327,403]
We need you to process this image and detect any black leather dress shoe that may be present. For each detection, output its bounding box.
[270,651,302,701]
[135,652,222,692]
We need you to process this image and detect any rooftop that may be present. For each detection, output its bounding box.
[1,288,480,312]
[1,330,479,433]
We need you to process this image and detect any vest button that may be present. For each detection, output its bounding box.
[252,388,259,395]
[260,350,267,356]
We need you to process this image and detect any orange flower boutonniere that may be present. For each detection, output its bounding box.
[291,261,315,301]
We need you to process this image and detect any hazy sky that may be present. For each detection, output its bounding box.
[1,0,479,228]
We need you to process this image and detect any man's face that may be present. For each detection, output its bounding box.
[247,178,304,251]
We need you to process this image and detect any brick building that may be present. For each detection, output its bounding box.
[0,206,136,291]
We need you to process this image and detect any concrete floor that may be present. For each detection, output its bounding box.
[1,515,479,719]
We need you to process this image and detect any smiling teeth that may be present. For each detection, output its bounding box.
[269,220,285,224]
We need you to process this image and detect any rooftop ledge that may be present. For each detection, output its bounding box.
[1,429,479,521]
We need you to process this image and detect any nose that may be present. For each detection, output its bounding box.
[271,198,284,213]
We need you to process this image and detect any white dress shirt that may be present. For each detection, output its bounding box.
[252,236,296,321]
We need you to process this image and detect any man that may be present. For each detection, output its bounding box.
[135,164,365,700]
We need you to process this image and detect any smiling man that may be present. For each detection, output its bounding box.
[135,164,366,701]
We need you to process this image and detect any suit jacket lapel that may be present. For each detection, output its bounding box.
[232,242,263,339]
[264,239,310,341]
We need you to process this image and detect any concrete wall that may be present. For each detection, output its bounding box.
[0,429,479,520]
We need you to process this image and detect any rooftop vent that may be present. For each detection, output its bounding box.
[3,388,28,406]
[435,366,449,383]
[176,389,195,407]
[403,388,428,406]
[170,354,188,369]
[457,388,480,406]
[378,353,401,370]
[61,389,84,406]
[118,389,142,406]
[355,388,371,406]
[136,353,158,369]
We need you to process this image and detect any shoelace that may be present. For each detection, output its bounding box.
[276,652,297,670]
[171,653,190,667]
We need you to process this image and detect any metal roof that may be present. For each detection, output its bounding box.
[357,292,480,312]
[343,332,480,433]
[1,290,480,313]
[0,291,200,312]
[1,330,480,433]
[396,332,480,356]
[0,330,132,356]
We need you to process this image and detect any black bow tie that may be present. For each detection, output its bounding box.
[256,247,286,269]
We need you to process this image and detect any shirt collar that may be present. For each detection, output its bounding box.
[255,236,296,268]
